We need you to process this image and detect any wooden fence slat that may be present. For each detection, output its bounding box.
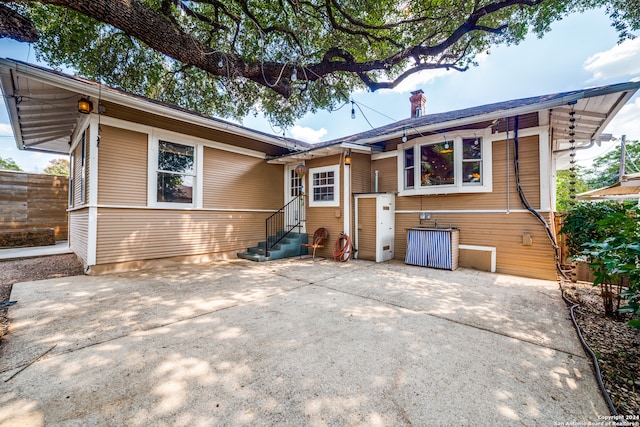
[0,171,68,240]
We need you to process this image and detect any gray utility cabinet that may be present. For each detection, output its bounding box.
[405,227,459,270]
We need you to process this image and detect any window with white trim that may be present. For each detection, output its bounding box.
[404,148,415,189]
[155,140,196,205]
[308,165,340,207]
[399,134,490,196]
[80,131,86,204]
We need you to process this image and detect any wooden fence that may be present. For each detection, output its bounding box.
[0,171,68,240]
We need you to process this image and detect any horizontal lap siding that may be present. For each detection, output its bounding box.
[102,101,290,157]
[371,157,397,193]
[395,212,556,280]
[203,148,283,210]
[95,208,269,264]
[351,153,371,194]
[98,126,148,205]
[350,153,371,238]
[305,156,343,258]
[69,209,88,264]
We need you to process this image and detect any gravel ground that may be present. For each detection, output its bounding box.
[563,281,640,416]
[0,254,84,341]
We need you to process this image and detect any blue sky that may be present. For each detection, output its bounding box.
[1,8,640,172]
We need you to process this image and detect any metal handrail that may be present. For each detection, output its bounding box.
[265,196,304,256]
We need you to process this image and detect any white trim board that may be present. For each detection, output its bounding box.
[459,244,497,273]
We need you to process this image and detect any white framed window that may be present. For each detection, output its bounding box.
[149,137,197,207]
[80,131,86,204]
[398,133,491,196]
[68,151,75,207]
[308,165,340,207]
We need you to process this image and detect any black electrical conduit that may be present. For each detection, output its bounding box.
[510,115,568,279]
[561,290,619,415]
[512,116,617,414]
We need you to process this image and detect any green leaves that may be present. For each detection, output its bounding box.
[0,157,22,171]
[3,1,639,124]
[575,204,640,327]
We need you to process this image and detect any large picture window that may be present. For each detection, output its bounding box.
[156,140,195,204]
[399,134,490,195]
[421,141,454,186]
[308,165,340,207]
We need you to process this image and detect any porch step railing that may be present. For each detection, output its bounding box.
[265,196,304,256]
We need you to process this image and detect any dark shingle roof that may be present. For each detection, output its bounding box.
[306,81,640,150]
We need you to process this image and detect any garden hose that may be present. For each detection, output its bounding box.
[332,233,352,262]
[561,290,618,416]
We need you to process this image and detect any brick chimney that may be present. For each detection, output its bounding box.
[410,89,426,118]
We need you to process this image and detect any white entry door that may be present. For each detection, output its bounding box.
[285,164,306,233]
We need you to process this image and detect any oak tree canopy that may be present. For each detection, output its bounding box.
[1,1,638,125]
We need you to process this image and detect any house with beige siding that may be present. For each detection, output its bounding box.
[2,58,638,280]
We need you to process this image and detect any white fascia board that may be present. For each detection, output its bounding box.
[591,89,636,140]
[0,59,293,150]
[371,151,397,161]
[269,142,371,164]
[340,142,371,154]
[0,67,24,150]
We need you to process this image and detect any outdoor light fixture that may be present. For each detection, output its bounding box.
[351,101,356,119]
[344,150,352,165]
[402,128,407,143]
[77,98,93,114]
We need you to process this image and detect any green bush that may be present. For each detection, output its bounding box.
[580,206,640,328]
[561,201,639,327]
[559,201,633,258]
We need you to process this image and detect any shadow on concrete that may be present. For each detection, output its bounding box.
[0,258,607,426]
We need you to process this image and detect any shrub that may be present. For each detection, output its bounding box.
[581,206,640,327]
[559,201,631,258]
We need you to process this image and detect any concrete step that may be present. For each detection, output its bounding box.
[237,232,309,262]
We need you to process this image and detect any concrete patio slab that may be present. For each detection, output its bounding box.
[0,259,609,426]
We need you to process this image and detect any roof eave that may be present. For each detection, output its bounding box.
[0,58,301,152]
[0,67,25,151]
[353,83,640,146]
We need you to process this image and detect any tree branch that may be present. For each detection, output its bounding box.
[0,0,550,99]
[0,4,38,42]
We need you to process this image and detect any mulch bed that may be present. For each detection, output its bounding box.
[562,280,640,416]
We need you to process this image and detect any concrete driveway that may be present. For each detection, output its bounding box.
[0,258,608,426]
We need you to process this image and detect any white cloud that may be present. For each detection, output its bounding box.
[386,68,452,93]
[290,125,328,143]
[0,123,12,136]
[584,38,640,81]
[605,96,640,140]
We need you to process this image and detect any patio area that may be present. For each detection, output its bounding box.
[0,258,608,426]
